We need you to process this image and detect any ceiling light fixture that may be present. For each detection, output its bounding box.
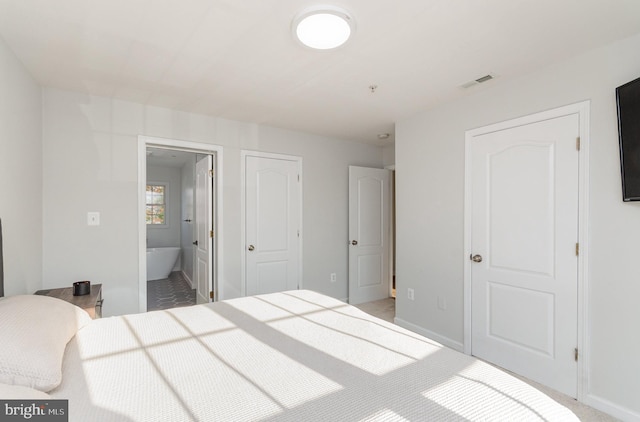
[292,6,355,50]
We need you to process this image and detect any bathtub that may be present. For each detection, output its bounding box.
[146,247,180,281]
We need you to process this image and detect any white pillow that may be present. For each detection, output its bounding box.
[0,382,51,399]
[0,294,92,392]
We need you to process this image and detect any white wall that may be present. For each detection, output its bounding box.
[396,33,640,419]
[382,143,395,167]
[0,37,42,295]
[41,89,382,315]
[146,165,182,253]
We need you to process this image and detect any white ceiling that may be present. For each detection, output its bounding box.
[1,0,640,145]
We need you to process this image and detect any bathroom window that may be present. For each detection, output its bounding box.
[146,184,166,225]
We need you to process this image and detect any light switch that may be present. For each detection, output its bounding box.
[87,212,100,226]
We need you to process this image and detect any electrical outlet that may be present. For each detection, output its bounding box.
[407,288,415,301]
[87,212,100,226]
[330,273,337,283]
[438,296,447,310]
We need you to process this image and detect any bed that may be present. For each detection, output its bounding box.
[0,281,578,421]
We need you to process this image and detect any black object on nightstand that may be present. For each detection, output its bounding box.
[73,280,91,296]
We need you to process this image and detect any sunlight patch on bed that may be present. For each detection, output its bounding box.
[128,307,236,344]
[421,360,576,421]
[263,291,443,357]
[76,309,238,361]
[226,293,333,323]
[75,318,142,360]
[268,315,425,376]
[226,292,440,376]
[421,376,527,421]
[78,347,199,420]
[75,325,289,420]
[166,304,237,335]
[360,408,410,421]
[142,335,286,420]
[200,329,344,409]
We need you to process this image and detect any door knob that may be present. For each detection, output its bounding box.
[351,240,358,246]
[248,245,255,251]
[193,240,198,246]
[471,254,483,263]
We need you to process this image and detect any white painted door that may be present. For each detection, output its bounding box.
[245,155,300,296]
[348,166,391,305]
[470,114,579,397]
[195,155,212,304]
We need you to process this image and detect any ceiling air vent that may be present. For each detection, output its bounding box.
[461,74,495,89]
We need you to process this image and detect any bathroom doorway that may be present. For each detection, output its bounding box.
[137,136,222,312]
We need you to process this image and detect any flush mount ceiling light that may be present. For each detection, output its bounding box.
[292,6,355,50]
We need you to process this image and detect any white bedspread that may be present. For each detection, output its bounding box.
[50,290,578,421]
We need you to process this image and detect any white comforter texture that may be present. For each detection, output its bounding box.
[50,290,578,421]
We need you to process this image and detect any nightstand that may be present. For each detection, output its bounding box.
[34,283,103,319]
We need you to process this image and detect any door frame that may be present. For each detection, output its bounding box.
[384,164,396,298]
[463,101,590,401]
[137,135,224,312]
[240,150,303,297]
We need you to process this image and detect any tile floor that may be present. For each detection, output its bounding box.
[354,297,618,422]
[147,271,196,311]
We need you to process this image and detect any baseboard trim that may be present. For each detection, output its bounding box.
[181,271,194,289]
[394,317,464,352]
[584,393,640,422]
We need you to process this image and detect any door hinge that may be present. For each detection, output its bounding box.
[210,291,214,300]
[575,243,579,256]
[576,137,581,151]
[210,230,214,238]
[574,348,579,362]
[209,169,214,177]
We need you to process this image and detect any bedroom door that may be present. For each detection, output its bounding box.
[469,113,579,397]
[195,155,213,304]
[348,166,391,305]
[244,153,301,296]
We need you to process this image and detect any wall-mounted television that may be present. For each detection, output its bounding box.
[616,76,640,201]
